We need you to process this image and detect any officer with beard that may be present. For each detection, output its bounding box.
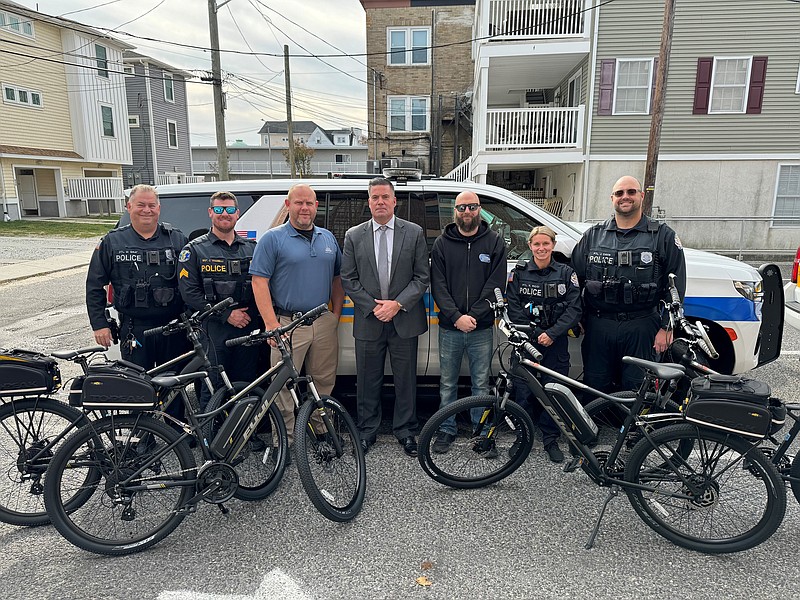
[429,190,508,455]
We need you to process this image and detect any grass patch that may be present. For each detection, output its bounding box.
[0,220,116,238]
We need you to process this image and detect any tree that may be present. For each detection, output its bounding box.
[283,140,314,177]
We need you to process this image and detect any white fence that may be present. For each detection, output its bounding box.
[484,106,584,150]
[192,161,369,176]
[66,176,123,200]
[481,0,588,38]
[157,175,205,185]
[444,157,473,182]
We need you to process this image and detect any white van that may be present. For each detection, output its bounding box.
[128,175,783,383]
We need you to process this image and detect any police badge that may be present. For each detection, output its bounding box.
[558,283,566,295]
[640,252,653,264]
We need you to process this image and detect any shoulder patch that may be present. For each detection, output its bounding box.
[674,235,683,250]
[179,249,191,262]
[179,267,189,279]
[570,272,579,287]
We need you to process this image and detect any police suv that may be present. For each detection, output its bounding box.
[122,174,783,383]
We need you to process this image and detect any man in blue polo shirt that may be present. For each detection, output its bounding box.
[251,183,344,441]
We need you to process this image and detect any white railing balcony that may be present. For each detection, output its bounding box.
[444,157,473,182]
[156,174,205,185]
[193,161,369,176]
[484,106,585,150]
[66,176,123,200]
[480,0,588,40]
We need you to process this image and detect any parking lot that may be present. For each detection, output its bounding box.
[1,237,800,599]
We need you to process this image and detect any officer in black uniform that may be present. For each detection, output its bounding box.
[178,191,260,409]
[507,225,581,463]
[572,175,686,394]
[86,184,188,370]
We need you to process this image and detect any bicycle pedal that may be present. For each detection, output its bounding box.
[217,503,230,516]
[563,456,582,473]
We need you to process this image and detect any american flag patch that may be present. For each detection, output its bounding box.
[236,230,257,239]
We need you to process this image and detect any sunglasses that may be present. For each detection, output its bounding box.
[612,189,640,198]
[455,203,481,212]
[212,205,238,214]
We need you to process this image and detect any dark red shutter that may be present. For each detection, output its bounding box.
[649,58,659,114]
[598,59,615,115]
[746,56,768,114]
[693,57,713,115]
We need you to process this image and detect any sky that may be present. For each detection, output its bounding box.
[18,0,369,146]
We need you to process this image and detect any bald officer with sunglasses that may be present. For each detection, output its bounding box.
[571,175,686,395]
[178,191,261,408]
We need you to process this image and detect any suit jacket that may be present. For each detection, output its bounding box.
[341,217,430,341]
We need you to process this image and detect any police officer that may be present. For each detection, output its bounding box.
[572,175,686,394]
[86,184,188,369]
[507,225,581,463]
[178,191,260,409]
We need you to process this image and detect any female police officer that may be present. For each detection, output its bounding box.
[506,225,581,462]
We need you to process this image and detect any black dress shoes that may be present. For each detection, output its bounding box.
[360,438,374,454]
[399,436,418,457]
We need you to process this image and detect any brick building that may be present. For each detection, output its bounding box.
[360,0,475,175]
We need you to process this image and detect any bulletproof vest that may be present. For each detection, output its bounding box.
[107,225,182,315]
[195,237,255,308]
[583,222,660,308]
[515,263,570,329]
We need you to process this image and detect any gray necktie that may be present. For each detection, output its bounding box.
[377,225,389,299]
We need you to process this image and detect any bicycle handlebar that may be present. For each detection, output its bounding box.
[143,298,236,338]
[491,288,543,361]
[225,304,329,348]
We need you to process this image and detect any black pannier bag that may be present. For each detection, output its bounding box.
[79,362,157,410]
[0,349,62,396]
[684,374,776,439]
[68,360,148,407]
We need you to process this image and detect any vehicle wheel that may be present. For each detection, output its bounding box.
[418,395,535,489]
[624,423,786,553]
[203,383,288,501]
[44,413,197,556]
[293,396,365,522]
[0,397,91,526]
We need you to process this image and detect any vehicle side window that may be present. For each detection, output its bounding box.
[478,195,541,260]
[324,191,370,248]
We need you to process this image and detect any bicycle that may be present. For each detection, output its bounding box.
[43,305,364,556]
[418,289,787,554]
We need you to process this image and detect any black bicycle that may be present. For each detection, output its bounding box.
[418,289,786,554]
[43,306,364,556]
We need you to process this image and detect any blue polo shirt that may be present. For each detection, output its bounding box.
[250,222,341,312]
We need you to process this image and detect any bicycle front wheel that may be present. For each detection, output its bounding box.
[624,423,786,554]
[44,413,197,556]
[418,395,535,489]
[204,383,288,501]
[294,396,366,522]
[0,397,90,526]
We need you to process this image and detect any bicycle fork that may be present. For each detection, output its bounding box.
[294,380,345,457]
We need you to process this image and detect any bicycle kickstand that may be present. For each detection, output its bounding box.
[584,486,619,550]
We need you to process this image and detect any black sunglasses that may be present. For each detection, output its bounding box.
[612,189,640,198]
[212,206,238,214]
[455,203,481,212]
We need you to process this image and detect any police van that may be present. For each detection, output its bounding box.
[124,174,783,382]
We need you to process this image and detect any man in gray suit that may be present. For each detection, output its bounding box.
[341,177,430,457]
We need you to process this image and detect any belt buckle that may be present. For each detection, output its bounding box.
[292,311,304,320]
[617,312,629,321]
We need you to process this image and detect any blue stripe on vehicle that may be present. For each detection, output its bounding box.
[684,296,759,323]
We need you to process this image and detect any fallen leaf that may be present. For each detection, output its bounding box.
[421,561,433,571]
[416,576,432,587]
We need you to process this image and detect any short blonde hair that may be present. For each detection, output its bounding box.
[527,225,556,243]
[127,184,159,204]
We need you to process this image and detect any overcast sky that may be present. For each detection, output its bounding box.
[19,0,369,146]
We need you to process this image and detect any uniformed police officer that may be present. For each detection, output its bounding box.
[177,191,260,409]
[507,225,581,463]
[86,184,188,370]
[571,175,686,394]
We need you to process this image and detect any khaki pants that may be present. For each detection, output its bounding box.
[271,310,339,443]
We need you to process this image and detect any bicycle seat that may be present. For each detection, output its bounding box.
[51,346,105,360]
[151,372,208,388]
[622,356,685,380]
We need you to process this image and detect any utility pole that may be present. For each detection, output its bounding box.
[284,45,296,178]
[208,0,230,181]
[643,0,676,217]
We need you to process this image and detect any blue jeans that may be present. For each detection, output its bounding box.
[437,327,494,436]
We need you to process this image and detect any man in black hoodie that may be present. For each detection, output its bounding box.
[430,190,508,454]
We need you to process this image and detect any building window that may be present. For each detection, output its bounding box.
[795,63,800,94]
[335,135,348,145]
[163,72,174,102]
[123,65,135,76]
[101,105,115,137]
[95,44,109,78]
[694,56,768,115]
[613,58,653,115]
[335,154,351,164]
[774,165,800,227]
[389,96,429,132]
[128,115,140,127]
[2,84,43,108]
[167,120,178,148]
[0,9,34,38]
[709,57,751,113]
[387,27,430,66]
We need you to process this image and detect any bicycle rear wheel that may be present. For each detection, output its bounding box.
[203,383,288,501]
[0,397,91,526]
[418,395,534,489]
[624,423,786,553]
[294,396,365,522]
[44,413,196,556]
